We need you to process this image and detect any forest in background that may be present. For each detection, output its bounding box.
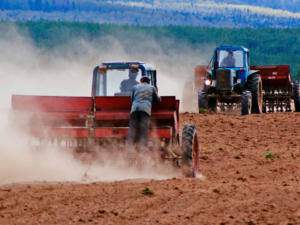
[1,21,299,80]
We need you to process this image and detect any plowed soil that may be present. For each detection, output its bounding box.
[0,113,299,225]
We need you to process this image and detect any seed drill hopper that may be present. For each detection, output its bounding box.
[11,62,200,177]
[250,65,299,112]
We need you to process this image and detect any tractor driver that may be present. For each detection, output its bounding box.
[127,75,161,149]
[220,50,236,68]
[120,68,139,93]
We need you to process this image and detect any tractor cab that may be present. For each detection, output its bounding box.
[92,62,157,97]
[215,46,249,70]
[199,45,262,115]
[206,46,250,92]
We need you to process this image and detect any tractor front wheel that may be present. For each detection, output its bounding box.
[247,74,262,114]
[198,91,207,112]
[241,91,252,115]
[208,97,217,112]
[181,124,199,177]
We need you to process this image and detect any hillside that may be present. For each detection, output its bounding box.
[1,0,300,28]
[212,0,300,12]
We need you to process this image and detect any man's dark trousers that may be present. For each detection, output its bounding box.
[127,111,150,145]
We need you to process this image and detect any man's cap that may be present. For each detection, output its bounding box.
[140,75,151,82]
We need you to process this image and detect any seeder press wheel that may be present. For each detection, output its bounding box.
[263,90,293,112]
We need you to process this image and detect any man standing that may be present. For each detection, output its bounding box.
[127,75,161,149]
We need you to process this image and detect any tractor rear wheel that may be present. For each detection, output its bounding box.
[241,91,252,115]
[293,81,300,112]
[247,74,262,114]
[181,124,199,177]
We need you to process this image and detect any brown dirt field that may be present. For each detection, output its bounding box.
[0,112,299,225]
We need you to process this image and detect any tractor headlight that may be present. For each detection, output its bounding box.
[205,79,212,86]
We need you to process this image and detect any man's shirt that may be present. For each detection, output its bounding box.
[130,83,161,116]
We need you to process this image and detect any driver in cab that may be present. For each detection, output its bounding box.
[120,68,139,94]
[220,50,236,68]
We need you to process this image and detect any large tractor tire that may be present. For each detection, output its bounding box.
[198,91,207,112]
[181,124,199,178]
[241,91,252,115]
[293,81,300,112]
[208,97,217,112]
[247,74,263,114]
[198,91,217,113]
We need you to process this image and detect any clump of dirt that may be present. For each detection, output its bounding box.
[0,112,299,225]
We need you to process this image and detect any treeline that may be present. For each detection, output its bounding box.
[0,21,299,80]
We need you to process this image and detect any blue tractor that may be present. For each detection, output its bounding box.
[198,45,262,115]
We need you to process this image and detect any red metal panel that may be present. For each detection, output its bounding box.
[94,127,128,138]
[29,127,89,138]
[152,96,178,111]
[13,111,89,129]
[152,111,176,119]
[28,126,172,139]
[94,96,131,111]
[12,95,178,141]
[175,100,180,122]
[12,95,93,112]
[94,96,179,113]
[250,65,292,90]
[94,110,174,121]
[94,96,179,130]
[94,111,130,120]
[94,127,172,139]
[12,95,92,128]
[32,112,89,120]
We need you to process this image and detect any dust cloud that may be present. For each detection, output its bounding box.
[0,25,208,185]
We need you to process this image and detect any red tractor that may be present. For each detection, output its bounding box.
[11,62,200,177]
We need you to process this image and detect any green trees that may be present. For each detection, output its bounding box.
[1,21,299,80]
